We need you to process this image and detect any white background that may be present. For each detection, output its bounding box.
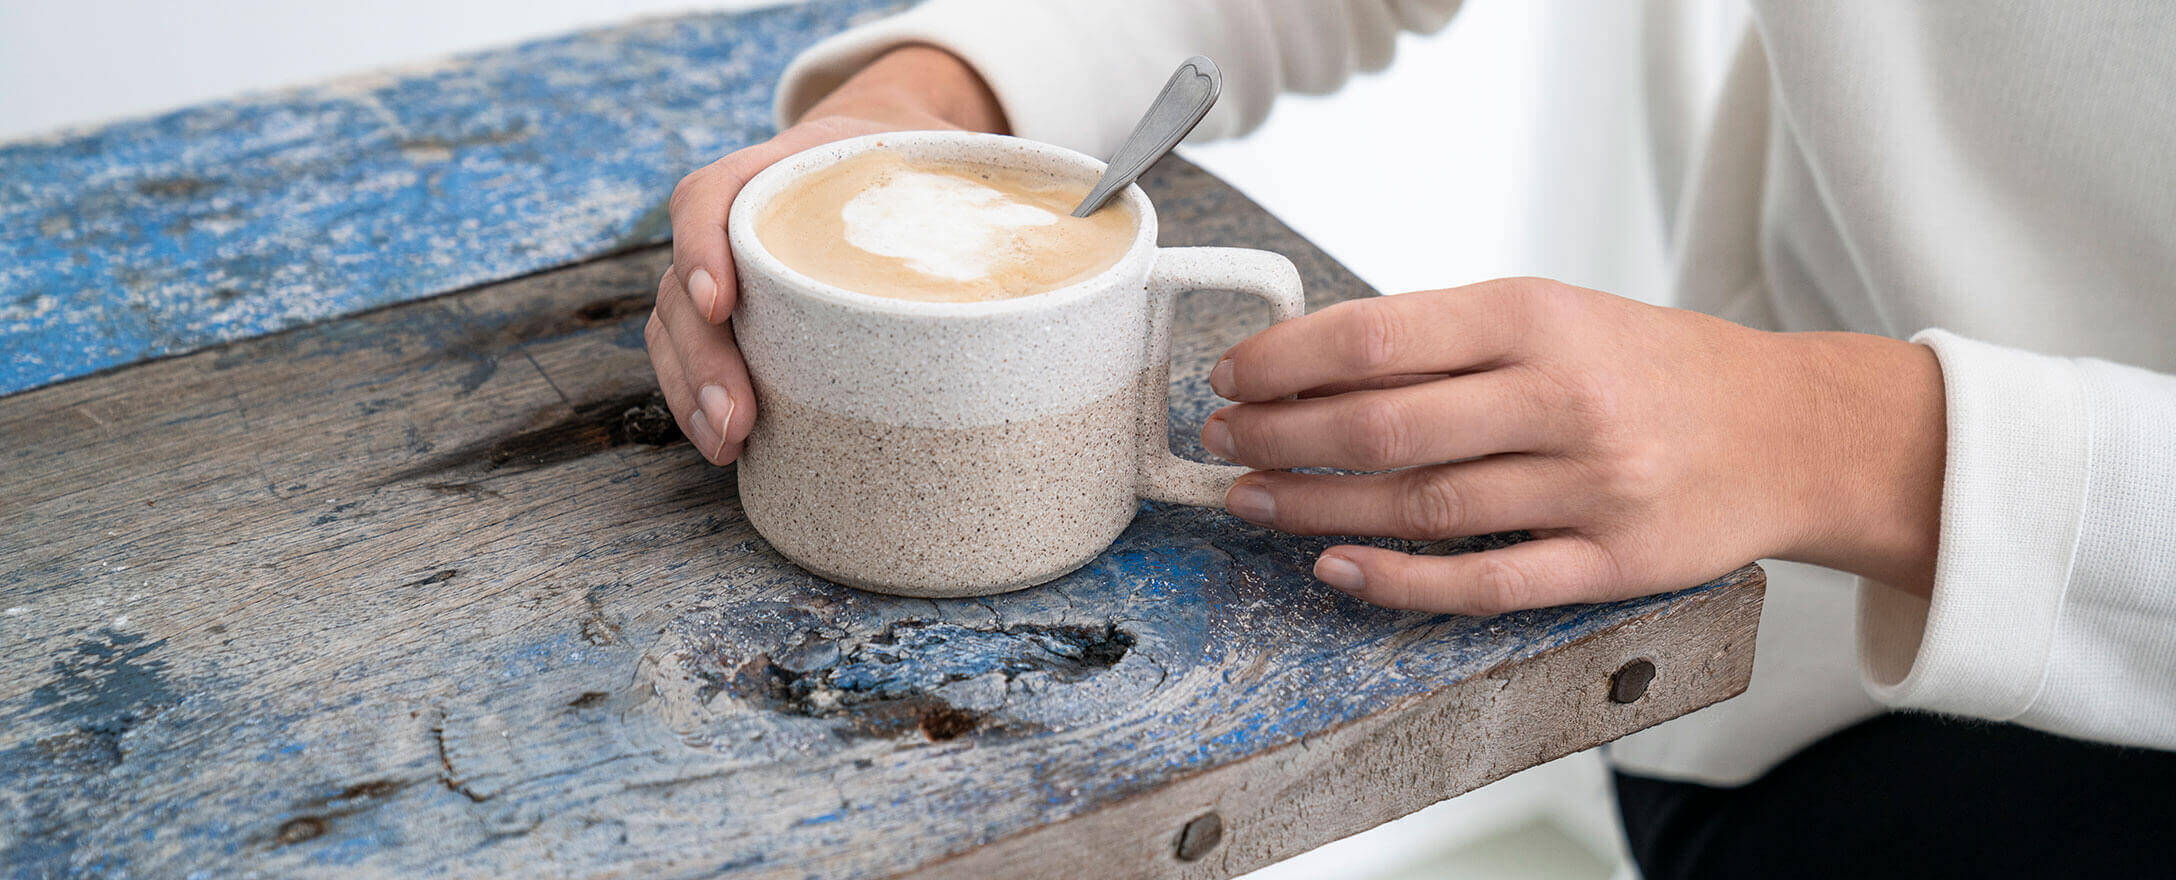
[1,2,1740,876]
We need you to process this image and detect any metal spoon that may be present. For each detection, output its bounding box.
[1071,56,1223,217]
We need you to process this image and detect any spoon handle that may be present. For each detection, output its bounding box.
[1072,56,1223,218]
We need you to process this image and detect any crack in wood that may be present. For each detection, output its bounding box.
[400,569,459,589]
[728,621,1138,742]
[765,621,1135,713]
[580,586,625,647]
[430,714,488,804]
[268,777,420,850]
[567,293,654,328]
[273,817,325,846]
[377,391,680,486]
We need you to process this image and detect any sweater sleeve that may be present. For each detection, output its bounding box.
[773,0,1461,159]
[1860,329,2176,748]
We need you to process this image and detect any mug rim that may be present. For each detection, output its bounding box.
[726,131,1159,317]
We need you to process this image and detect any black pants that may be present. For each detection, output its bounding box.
[1615,713,2176,880]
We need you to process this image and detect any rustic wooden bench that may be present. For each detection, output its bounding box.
[0,3,1762,877]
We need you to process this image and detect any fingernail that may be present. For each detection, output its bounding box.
[1226,483,1275,524]
[1209,358,1236,398]
[698,384,736,452]
[687,407,723,461]
[1315,555,1365,593]
[1201,417,1235,462]
[689,268,719,320]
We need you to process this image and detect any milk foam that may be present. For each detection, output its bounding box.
[840,171,1058,281]
[756,150,1135,302]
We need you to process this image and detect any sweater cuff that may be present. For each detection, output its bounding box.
[1857,329,2090,720]
[774,0,1140,158]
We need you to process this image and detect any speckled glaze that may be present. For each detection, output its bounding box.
[731,132,1304,596]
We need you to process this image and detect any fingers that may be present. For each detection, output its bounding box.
[668,134,809,324]
[1212,279,1562,402]
[649,270,757,464]
[645,307,719,457]
[1203,367,1554,470]
[668,127,849,324]
[651,120,917,463]
[667,158,754,325]
[1296,372,1448,399]
[656,270,757,454]
[1313,537,1621,615]
[1224,455,1575,539]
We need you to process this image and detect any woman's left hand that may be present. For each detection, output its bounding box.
[1205,277,1948,613]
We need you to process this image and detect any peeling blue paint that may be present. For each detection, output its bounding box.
[0,0,912,396]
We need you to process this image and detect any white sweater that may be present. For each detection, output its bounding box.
[777,0,2176,784]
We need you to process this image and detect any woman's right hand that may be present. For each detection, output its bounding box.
[646,45,1007,465]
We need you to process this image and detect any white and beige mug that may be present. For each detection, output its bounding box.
[728,131,1304,597]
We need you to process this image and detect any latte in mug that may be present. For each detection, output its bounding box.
[730,132,1304,597]
[755,150,1137,302]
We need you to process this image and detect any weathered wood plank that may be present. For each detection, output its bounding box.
[0,157,1762,879]
[0,0,909,396]
[908,567,1762,880]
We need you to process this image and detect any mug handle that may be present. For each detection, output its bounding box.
[1137,247,1306,506]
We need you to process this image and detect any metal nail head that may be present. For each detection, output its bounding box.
[1611,659,1656,704]
[1175,811,1224,861]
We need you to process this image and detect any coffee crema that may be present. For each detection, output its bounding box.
[755,150,1137,302]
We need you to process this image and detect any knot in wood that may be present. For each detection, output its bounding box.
[1610,658,1656,704]
[1174,811,1223,861]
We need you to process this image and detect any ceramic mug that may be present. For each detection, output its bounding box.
[728,131,1304,597]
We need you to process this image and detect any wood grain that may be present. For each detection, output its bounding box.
[0,157,1763,879]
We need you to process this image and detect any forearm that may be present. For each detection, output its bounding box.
[798,45,1008,134]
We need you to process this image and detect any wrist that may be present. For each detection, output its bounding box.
[801,44,1009,134]
[1771,331,1947,595]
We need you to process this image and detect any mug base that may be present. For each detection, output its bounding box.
[763,535,1115,598]
[734,378,1142,600]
